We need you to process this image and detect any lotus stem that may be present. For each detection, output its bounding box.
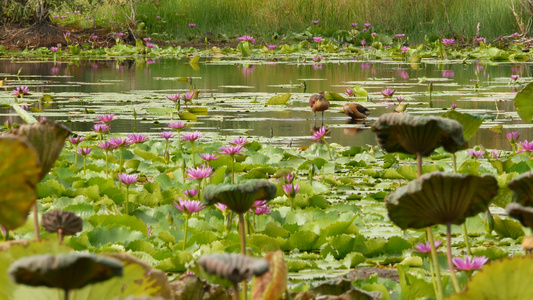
[197,179,202,202]
[191,141,196,166]
[83,156,87,175]
[177,130,182,152]
[232,282,239,300]
[125,185,129,215]
[462,223,472,256]
[324,140,333,160]
[416,152,423,178]
[446,223,461,292]
[238,212,248,300]
[74,149,78,167]
[33,203,40,241]
[164,140,169,165]
[452,153,457,173]
[427,227,443,300]
[118,149,124,188]
[183,215,189,251]
[64,289,70,300]
[58,228,64,245]
[231,155,235,184]
[105,152,109,179]
[427,256,438,297]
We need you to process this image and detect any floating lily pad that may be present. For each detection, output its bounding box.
[266,93,291,105]
[513,82,533,122]
[0,136,41,230]
[372,113,467,156]
[386,172,498,229]
[441,110,483,141]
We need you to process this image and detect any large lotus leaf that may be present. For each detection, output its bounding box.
[506,203,533,229]
[202,180,277,214]
[266,93,291,105]
[508,171,533,206]
[0,136,41,230]
[441,110,483,141]
[252,250,288,300]
[386,172,498,229]
[513,82,533,122]
[198,253,269,284]
[10,120,71,180]
[447,256,533,300]
[8,253,123,290]
[372,113,467,156]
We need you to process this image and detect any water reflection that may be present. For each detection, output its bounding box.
[0,57,531,150]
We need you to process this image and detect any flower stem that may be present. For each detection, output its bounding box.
[58,228,64,245]
[446,223,461,292]
[427,227,443,300]
[324,140,333,160]
[83,156,87,175]
[231,155,235,184]
[183,215,189,251]
[238,212,248,300]
[177,130,182,152]
[164,140,169,165]
[125,185,129,215]
[105,152,109,179]
[463,223,472,256]
[416,152,423,178]
[191,141,196,166]
[427,256,438,297]
[118,149,124,188]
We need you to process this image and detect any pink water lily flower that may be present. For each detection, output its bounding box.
[184,91,194,101]
[97,114,115,124]
[312,20,319,25]
[450,103,457,110]
[395,34,405,38]
[267,45,277,50]
[215,203,228,212]
[518,140,533,153]
[168,121,187,130]
[413,240,443,253]
[97,141,111,150]
[76,147,92,156]
[127,133,148,144]
[184,189,199,199]
[442,38,455,45]
[237,35,255,44]
[12,86,30,97]
[381,88,396,98]
[313,37,323,43]
[312,56,323,62]
[51,47,59,52]
[360,40,367,46]
[230,136,248,145]
[219,144,244,156]
[467,149,485,158]
[452,256,488,271]
[282,183,300,198]
[118,173,138,185]
[186,165,213,180]
[182,131,202,142]
[311,126,327,141]
[189,23,196,28]
[401,46,409,53]
[93,123,109,133]
[364,23,371,28]
[68,136,85,145]
[351,23,358,27]
[108,136,133,149]
[160,131,173,139]
[345,87,355,97]
[252,204,272,215]
[166,94,180,102]
[174,199,205,214]
[199,153,218,161]
[511,75,519,81]
[506,132,519,143]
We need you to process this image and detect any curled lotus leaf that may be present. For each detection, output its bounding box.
[508,171,533,206]
[202,180,277,214]
[8,253,123,290]
[41,210,83,235]
[10,120,71,180]
[198,253,269,284]
[0,136,41,230]
[506,203,533,229]
[386,172,498,229]
[252,250,288,300]
[371,113,467,156]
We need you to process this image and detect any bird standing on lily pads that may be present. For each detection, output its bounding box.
[343,102,370,120]
[309,91,329,121]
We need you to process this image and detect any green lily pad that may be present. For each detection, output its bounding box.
[447,256,533,300]
[386,172,498,229]
[441,110,483,141]
[513,82,533,122]
[266,93,291,105]
[372,113,467,156]
[325,92,347,101]
[0,136,41,230]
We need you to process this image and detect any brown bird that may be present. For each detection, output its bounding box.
[343,102,370,120]
[309,91,329,120]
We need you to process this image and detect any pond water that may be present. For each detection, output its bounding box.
[0,57,531,150]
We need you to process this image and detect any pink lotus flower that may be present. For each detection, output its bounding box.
[174,199,205,214]
[127,133,148,144]
[97,141,111,150]
[91,35,98,40]
[452,256,488,271]
[188,23,196,28]
[230,136,248,145]
[267,45,277,50]
[63,32,70,40]
[253,200,267,207]
[345,88,355,97]
[506,132,519,143]
[395,34,405,38]
[199,153,218,161]
[442,38,455,45]
[413,240,443,253]
[237,35,255,44]
[518,140,533,153]
[184,189,198,198]
[12,86,29,97]
[282,183,300,198]
[186,165,213,180]
[108,136,133,149]
[511,32,520,38]
[511,75,519,81]
[143,37,151,42]
[360,40,366,46]
[312,20,319,25]
[312,56,323,62]
[97,114,115,124]
[184,91,194,101]
[118,32,124,37]
[490,151,498,159]
[364,23,371,28]
[311,126,327,141]
[168,121,187,130]
[219,145,244,155]
[215,203,228,212]
[442,70,454,77]
[467,149,485,158]
[76,147,92,156]
[252,204,272,215]
[450,103,457,109]
[282,172,295,184]
[182,131,202,142]
[160,131,173,139]
[118,173,138,185]
[475,37,487,43]
[51,47,59,52]
[313,37,323,43]
[371,32,377,37]
[68,136,85,145]
[381,88,396,98]
[93,123,109,133]
[351,23,358,27]
[146,43,154,48]
[401,46,409,53]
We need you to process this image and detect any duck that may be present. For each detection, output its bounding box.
[343,102,370,119]
[309,91,329,119]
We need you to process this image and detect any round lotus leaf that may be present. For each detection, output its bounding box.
[386,172,498,229]
[371,113,467,156]
[202,180,277,214]
[10,120,71,180]
[8,253,123,290]
[0,136,41,230]
[447,256,533,300]
[41,210,83,235]
[198,253,269,284]
[506,203,533,229]
[508,171,533,207]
